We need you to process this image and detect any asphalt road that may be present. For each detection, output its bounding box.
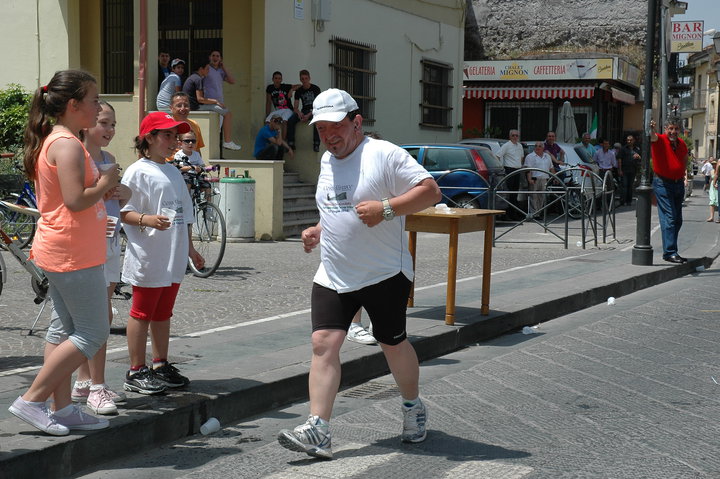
[73,255,720,479]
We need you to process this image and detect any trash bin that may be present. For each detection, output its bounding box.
[219,177,255,241]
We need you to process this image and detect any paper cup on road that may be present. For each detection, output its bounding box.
[106,215,118,237]
[200,417,221,435]
[160,208,176,226]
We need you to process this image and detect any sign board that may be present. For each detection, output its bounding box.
[670,21,703,53]
[463,59,614,82]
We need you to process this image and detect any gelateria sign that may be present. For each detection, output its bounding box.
[670,21,703,53]
[463,58,641,86]
[463,59,614,81]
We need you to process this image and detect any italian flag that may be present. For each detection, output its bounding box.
[589,113,598,139]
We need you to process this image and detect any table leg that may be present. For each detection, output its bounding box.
[407,231,417,307]
[445,220,459,325]
[481,216,494,315]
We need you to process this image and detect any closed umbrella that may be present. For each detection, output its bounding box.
[555,101,579,143]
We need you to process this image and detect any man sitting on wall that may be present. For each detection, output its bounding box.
[254,112,294,161]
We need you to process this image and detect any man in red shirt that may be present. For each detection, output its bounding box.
[650,117,688,263]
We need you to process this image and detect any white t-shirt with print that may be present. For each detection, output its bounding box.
[120,159,194,287]
[313,137,431,293]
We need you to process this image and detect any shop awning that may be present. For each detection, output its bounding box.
[610,87,636,105]
[463,84,595,100]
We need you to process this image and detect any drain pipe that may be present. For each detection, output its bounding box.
[138,0,148,127]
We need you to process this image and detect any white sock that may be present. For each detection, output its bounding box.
[90,384,104,391]
[52,404,75,417]
[402,397,419,408]
[24,399,45,407]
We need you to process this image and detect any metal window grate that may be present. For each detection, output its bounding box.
[420,59,453,128]
[158,0,223,71]
[102,0,134,94]
[330,36,376,125]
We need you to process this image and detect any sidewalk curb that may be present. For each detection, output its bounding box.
[2,250,716,479]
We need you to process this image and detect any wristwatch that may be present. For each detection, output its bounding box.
[381,198,395,221]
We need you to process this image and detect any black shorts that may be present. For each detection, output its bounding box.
[311,272,412,346]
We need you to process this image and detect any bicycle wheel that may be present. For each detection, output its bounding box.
[189,202,226,277]
[566,189,583,219]
[0,196,36,249]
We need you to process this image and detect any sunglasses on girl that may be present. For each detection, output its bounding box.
[181,139,197,144]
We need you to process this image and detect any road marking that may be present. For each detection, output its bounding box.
[0,253,596,377]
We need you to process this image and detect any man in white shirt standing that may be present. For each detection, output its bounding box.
[524,141,555,216]
[277,89,441,460]
[497,129,525,219]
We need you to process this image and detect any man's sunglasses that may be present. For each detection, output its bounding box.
[272,118,284,123]
[181,139,197,144]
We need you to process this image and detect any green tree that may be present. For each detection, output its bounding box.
[0,84,31,155]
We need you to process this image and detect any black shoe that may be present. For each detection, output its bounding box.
[124,367,167,395]
[288,141,296,151]
[313,144,320,152]
[153,362,190,388]
[663,254,687,264]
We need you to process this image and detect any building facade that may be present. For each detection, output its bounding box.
[683,47,720,159]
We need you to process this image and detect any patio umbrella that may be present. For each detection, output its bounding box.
[555,101,579,143]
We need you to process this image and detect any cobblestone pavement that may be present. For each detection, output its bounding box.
[1,208,642,372]
[76,256,720,479]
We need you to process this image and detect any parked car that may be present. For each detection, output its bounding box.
[458,138,508,156]
[400,143,504,208]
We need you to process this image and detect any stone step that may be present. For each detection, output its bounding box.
[283,206,320,223]
[283,172,301,184]
[283,218,320,237]
[283,195,317,209]
[283,183,316,196]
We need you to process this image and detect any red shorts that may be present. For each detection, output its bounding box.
[130,283,181,322]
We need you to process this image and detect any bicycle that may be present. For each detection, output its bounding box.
[0,199,49,335]
[183,164,227,277]
[0,153,38,249]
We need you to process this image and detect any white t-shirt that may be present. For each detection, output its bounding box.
[174,149,204,168]
[120,159,194,287]
[498,141,524,168]
[524,152,554,179]
[313,137,431,293]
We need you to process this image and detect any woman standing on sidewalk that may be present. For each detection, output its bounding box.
[708,158,719,222]
[8,70,119,435]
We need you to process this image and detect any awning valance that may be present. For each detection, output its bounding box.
[610,87,636,105]
[463,85,595,100]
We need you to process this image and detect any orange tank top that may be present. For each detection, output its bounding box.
[30,130,106,272]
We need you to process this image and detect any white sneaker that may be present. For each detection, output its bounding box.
[87,387,118,415]
[346,323,377,345]
[223,141,242,151]
[278,415,332,459]
[401,399,428,443]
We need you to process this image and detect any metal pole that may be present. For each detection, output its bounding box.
[660,3,668,126]
[632,0,658,266]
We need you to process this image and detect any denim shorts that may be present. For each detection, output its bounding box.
[44,265,110,359]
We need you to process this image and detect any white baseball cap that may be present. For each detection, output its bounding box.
[309,89,359,124]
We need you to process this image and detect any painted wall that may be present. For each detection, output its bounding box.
[264,0,464,147]
[1,0,78,91]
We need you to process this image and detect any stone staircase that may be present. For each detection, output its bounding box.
[283,172,319,237]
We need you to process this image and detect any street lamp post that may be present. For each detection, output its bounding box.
[632,0,659,266]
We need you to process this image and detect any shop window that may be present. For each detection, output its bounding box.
[486,102,552,140]
[330,37,376,125]
[102,0,134,94]
[158,0,222,70]
[420,59,453,129]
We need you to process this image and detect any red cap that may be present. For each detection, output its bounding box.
[139,112,190,136]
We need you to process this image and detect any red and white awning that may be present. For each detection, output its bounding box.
[463,85,595,100]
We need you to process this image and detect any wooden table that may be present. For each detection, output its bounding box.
[405,207,504,325]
